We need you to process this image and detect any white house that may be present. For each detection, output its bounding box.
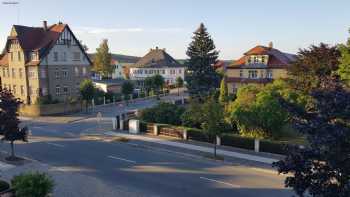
[129,47,185,86]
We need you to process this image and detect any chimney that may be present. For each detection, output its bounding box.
[268,41,273,49]
[43,20,48,31]
[155,46,159,50]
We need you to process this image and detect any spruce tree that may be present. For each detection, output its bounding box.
[93,39,113,78]
[186,23,220,100]
[219,77,228,104]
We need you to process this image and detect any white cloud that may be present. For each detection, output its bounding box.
[74,26,184,34]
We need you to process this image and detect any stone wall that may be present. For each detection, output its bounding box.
[19,102,82,117]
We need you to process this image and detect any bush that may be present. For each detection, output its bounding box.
[0,180,10,192]
[139,102,185,125]
[260,140,288,155]
[139,121,147,133]
[221,134,255,150]
[187,128,213,143]
[11,172,54,197]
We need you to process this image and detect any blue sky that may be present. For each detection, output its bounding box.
[0,0,349,59]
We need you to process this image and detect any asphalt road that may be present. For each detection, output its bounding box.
[8,99,293,197]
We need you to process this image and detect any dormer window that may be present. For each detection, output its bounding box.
[30,52,38,61]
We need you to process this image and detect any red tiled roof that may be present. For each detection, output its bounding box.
[1,22,91,66]
[229,45,296,68]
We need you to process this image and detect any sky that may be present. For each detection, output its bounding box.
[0,0,349,60]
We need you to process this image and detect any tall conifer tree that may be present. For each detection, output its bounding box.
[186,23,220,100]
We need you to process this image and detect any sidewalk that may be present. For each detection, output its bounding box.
[105,131,279,165]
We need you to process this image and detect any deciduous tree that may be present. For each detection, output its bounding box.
[0,89,28,159]
[338,29,350,87]
[93,39,113,78]
[80,79,95,112]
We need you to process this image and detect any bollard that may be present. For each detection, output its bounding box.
[153,124,159,135]
[112,118,116,130]
[254,139,260,152]
[183,130,188,140]
[216,135,221,146]
[129,119,140,134]
[103,96,106,105]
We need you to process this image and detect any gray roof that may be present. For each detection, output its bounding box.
[131,47,183,68]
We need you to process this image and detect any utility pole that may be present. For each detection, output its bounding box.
[2,1,20,24]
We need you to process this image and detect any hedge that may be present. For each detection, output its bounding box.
[186,128,213,143]
[221,134,255,150]
[139,121,147,133]
[260,140,288,155]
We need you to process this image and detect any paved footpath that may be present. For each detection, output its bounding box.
[105,131,279,165]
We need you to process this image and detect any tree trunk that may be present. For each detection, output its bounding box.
[10,141,15,158]
[85,100,88,113]
[178,87,180,96]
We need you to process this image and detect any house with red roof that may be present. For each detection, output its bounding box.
[226,42,296,93]
[0,21,92,104]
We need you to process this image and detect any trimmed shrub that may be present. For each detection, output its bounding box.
[11,172,54,197]
[0,180,10,192]
[139,103,185,125]
[221,134,255,150]
[260,140,288,155]
[139,121,147,133]
[187,128,212,143]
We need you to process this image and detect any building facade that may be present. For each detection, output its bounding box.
[226,43,296,93]
[129,47,185,86]
[0,21,91,104]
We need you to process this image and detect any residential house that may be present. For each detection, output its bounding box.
[0,21,92,104]
[129,47,185,86]
[226,42,296,93]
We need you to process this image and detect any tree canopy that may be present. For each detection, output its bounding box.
[93,39,113,78]
[186,23,220,100]
[219,77,229,105]
[274,79,350,197]
[287,43,341,93]
[0,89,28,158]
[338,29,350,86]
[122,81,134,96]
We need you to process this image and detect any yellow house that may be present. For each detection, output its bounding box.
[226,42,296,93]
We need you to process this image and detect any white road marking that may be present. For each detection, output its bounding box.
[46,142,65,148]
[108,155,136,163]
[200,176,241,188]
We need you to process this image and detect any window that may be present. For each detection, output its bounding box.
[253,56,258,63]
[2,68,5,77]
[179,69,182,74]
[28,68,36,79]
[17,51,21,61]
[62,52,67,61]
[31,52,38,61]
[40,69,47,78]
[267,70,273,79]
[261,56,265,64]
[12,68,15,78]
[76,83,80,93]
[55,68,60,79]
[63,86,68,94]
[62,68,68,78]
[248,70,258,79]
[53,52,59,62]
[19,68,23,78]
[55,85,60,96]
[6,68,9,78]
[239,70,243,77]
[12,85,16,94]
[73,52,80,61]
[74,67,79,76]
[10,52,13,61]
[20,85,24,96]
[42,87,48,96]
